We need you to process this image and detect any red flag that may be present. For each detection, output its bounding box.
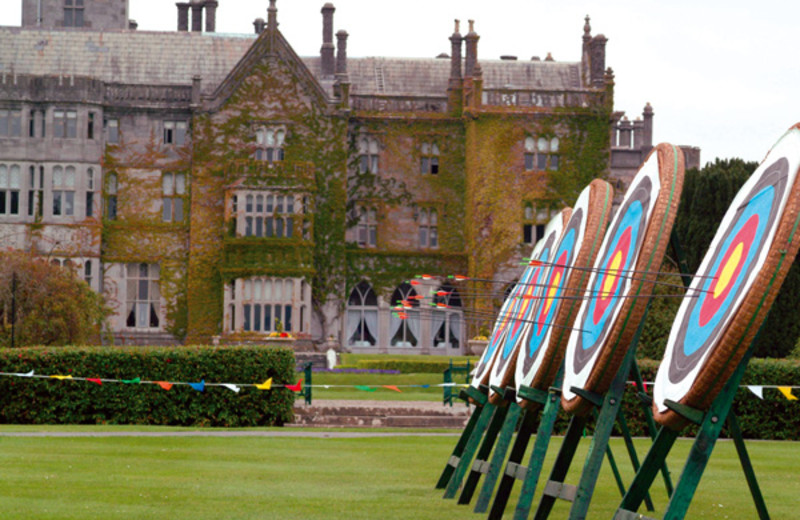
[156,381,173,391]
[382,385,402,393]
[87,378,102,385]
[286,380,302,392]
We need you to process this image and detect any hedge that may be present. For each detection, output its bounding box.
[0,345,296,427]
[353,359,473,374]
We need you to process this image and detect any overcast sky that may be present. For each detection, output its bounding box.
[3,0,799,166]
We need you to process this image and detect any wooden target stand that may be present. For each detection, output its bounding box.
[487,233,691,520]
[614,336,769,520]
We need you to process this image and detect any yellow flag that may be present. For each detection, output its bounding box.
[50,375,73,380]
[778,387,798,400]
[256,378,273,390]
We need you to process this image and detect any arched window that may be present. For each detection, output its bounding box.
[355,206,377,247]
[105,172,118,219]
[524,135,560,171]
[431,284,463,349]
[346,281,379,347]
[390,282,420,347]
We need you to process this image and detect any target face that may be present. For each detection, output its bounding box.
[562,144,683,412]
[488,210,568,392]
[654,127,800,417]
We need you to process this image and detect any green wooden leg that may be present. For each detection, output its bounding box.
[443,399,497,498]
[436,387,488,489]
[487,386,558,520]
[615,410,655,512]
[616,426,679,517]
[458,397,516,504]
[528,414,588,520]
[727,412,769,520]
[467,400,522,509]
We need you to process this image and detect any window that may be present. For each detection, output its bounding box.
[87,113,95,140]
[431,284,463,349]
[105,172,118,219]
[0,164,20,216]
[357,136,380,174]
[29,110,35,138]
[163,120,187,145]
[0,109,22,138]
[84,260,92,286]
[355,206,377,247]
[229,277,298,333]
[346,281,378,347]
[238,191,297,238]
[524,136,560,171]
[254,127,286,162]
[390,282,419,347]
[27,165,43,217]
[105,118,119,143]
[418,207,438,249]
[162,172,187,222]
[420,142,440,174]
[522,201,555,245]
[64,0,84,27]
[53,110,77,139]
[125,263,160,329]
[85,168,95,218]
[52,165,76,216]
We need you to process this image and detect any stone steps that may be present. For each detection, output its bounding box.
[292,400,471,429]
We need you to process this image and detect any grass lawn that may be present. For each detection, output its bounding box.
[0,426,797,519]
[307,372,466,401]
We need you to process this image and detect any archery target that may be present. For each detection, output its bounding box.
[515,179,614,409]
[562,144,684,416]
[487,208,571,403]
[654,125,800,430]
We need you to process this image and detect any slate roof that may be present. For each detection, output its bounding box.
[0,27,584,98]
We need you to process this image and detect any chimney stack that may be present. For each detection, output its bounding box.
[321,3,336,76]
[449,19,462,83]
[253,17,265,34]
[204,0,218,33]
[191,0,203,32]
[464,20,479,77]
[267,0,278,32]
[336,29,348,75]
[176,2,190,31]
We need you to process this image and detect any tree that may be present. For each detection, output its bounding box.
[0,251,110,347]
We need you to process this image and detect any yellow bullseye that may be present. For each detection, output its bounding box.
[543,272,562,315]
[602,251,623,297]
[714,242,743,299]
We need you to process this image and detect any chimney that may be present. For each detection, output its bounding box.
[191,0,203,32]
[449,19,462,83]
[642,102,654,149]
[320,3,336,76]
[204,0,218,33]
[253,17,265,34]
[192,75,202,105]
[128,19,138,30]
[267,0,278,33]
[336,30,348,75]
[176,2,190,31]
[464,20,479,77]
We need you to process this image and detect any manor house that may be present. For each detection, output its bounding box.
[0,0,689,352]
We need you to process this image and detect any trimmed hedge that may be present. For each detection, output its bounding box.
[0,345,296,427]
[354,359,473,374]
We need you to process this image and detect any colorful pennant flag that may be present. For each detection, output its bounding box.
[87,378,103,386]
[778,387,798,401]
[50,375,72,380]
[221,384,241,393]
[16,370,34,377]
[747,386,764,399]
[286,380,302,392]
[156,381,173,391]
[355,385,376,392]
[189,380,205,392]
[382,385,402,393]
[255,378,273,390]
[122,377,141,384]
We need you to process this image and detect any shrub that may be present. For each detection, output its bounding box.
[0,251,110,347]
[0,345,296,427]
[354,359,473,374]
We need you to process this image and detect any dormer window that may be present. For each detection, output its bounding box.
[255,127,286,162]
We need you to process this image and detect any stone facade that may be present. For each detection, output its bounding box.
[0,0,645,354]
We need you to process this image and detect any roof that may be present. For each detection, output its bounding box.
[0,27,584,98]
